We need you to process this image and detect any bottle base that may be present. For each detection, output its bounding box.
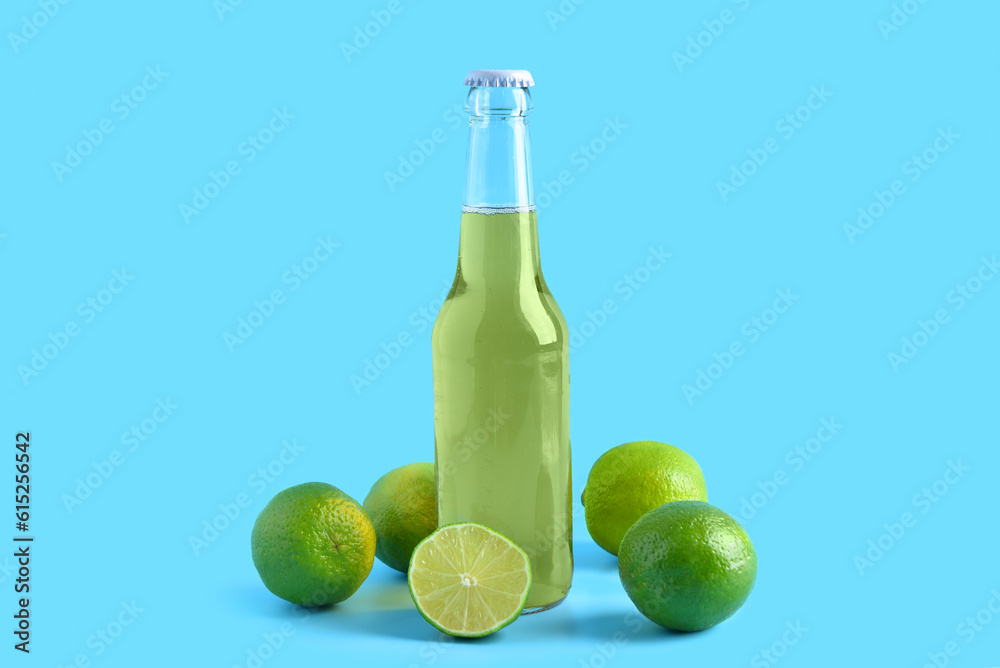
[521,594,567,615]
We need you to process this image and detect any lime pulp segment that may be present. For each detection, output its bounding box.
[408,523,531,637]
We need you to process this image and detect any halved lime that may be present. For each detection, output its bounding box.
[407,523,531,637]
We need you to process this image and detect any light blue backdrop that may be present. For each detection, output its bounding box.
[2,1,998,666]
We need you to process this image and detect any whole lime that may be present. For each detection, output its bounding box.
[363,462,438,572]
[582,441,707,555]
[618,501,757,632]
[251,482,375,606]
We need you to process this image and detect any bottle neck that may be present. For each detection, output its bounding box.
[456,210,541,291]
[462,86,535,211]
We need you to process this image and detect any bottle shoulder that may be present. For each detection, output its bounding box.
[432,282,568,349]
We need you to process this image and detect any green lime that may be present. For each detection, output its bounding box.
[408,523,531,637]
[618,501,757,632]
[251,482,375,606]
[582,440,707,555]
[363,462,438,572]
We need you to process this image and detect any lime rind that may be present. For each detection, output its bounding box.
[407,522,532,638]
[363,462,437,572]
[583,440,708,556]
[618,500,757,632]
[251,482,376,606]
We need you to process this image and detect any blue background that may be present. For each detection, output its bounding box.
[2,0,998,666]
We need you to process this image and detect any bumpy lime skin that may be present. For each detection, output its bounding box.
[583,441,708,556]
[251,482,375,606]
[618,501,757,632]
[363,462,437,572]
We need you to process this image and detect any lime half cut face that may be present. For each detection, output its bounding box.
[407,523,531,637]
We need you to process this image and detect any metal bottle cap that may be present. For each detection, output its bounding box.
[463,69,535,88]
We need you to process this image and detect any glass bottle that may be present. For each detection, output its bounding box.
[433,69,572,612]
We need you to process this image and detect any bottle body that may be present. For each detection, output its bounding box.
[433,207,571,611]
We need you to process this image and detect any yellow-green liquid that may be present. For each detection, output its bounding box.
[433,209,572,611]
